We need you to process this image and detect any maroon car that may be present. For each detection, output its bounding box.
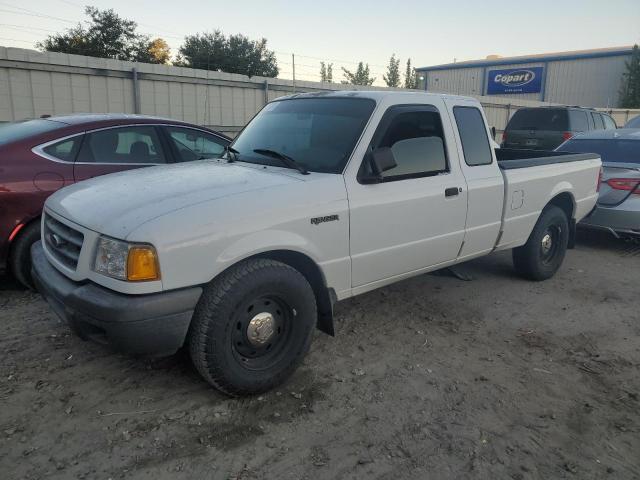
[0,114,230,287]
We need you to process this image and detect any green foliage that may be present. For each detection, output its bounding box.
[341,62,375,86]
[620,44,640,108]
[37,6,166,63]
[177,31,278,77]
[320,62,334,83]
[404,58,417,89]
[383,54,401,87]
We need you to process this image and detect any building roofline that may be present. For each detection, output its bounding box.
[417,47,635,72]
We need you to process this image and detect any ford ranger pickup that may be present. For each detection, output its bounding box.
[31,91,601,396]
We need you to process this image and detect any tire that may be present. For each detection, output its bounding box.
[188,258,317,396]
[512,205,569,281]
[9,221,41,289]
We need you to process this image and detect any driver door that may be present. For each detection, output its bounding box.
[347,101,468,290]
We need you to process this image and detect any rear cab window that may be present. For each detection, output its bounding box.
[602,114,617,130]
[506,109,568,132]
[453,106,493,166]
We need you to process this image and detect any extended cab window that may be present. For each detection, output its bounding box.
[368,106,448,181]
[42,136,82,162]
[166,127,227,161]
[78,126,166,164]
[453,106,493,166]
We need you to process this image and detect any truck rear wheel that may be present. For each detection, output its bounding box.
[512,205,569,281]
[188,258,317,396]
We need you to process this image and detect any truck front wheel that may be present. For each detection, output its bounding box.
[188,258,317,396]
[512,205,569,281]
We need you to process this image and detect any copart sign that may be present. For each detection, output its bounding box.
[487,66,544,94]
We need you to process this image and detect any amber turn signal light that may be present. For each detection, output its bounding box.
[127,246,160,281]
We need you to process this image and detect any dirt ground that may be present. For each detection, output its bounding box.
[1,230,639,480]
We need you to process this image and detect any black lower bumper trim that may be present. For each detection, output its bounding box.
[31,241,202,356]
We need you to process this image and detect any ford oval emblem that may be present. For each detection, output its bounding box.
[494,69,536,87]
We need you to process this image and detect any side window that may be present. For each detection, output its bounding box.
[591,112,604,130]
[453,106,493,166]
[602,114,617,130]
[569,111,589,132]
[165,127,227,162]
[78,126,166,164]
[370,107,448,181]
[42,136,82,162]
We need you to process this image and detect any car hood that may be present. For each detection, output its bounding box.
[46,160,304,238]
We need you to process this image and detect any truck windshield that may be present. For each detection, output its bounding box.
[557,139,640,164]
[230,97,376,174]
[507,109,569,132]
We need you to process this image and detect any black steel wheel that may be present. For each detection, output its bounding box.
[513,205,569,281]
[188,258,317,396]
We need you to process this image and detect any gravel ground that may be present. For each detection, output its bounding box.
[1,230,639,480]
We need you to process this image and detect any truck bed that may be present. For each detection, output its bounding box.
[496,148,600,170]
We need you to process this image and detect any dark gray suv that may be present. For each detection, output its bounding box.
[502,107,617,150]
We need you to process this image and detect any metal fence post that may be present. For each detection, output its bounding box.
[132,67,141,114]
[264,79,269,105]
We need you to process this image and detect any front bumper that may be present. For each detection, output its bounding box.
[31,241,202,356]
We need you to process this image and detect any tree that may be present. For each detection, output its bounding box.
[341,62,375,86]
[177,31,278,77]
[139,38,171,64]
[320,61,334,83]
[37,6,166,63]
[404,58,417,89]
[620,44,640,108]
[383,54,401,87]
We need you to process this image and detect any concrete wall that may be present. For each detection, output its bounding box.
[1,47,638,140]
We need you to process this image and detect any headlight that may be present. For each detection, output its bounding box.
[93,236,160,282]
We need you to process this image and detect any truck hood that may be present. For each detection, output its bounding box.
[46,160,303,238]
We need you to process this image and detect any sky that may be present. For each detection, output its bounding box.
[0,0,639,85]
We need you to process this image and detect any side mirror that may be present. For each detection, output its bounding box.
[360,147,397,184]
[371,147,397,173]
[491,126,497,140]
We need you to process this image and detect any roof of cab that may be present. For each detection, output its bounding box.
[572,129,640,141]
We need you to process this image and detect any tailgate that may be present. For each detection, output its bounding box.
[504,129,566,151]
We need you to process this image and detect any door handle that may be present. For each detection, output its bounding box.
[445,187,460,197]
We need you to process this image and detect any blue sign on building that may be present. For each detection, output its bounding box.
[487,67,544,95]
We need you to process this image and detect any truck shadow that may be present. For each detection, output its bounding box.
[0,274,22,291]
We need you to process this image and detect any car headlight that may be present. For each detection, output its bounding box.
[93,236,160,282]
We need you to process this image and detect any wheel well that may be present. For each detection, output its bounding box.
[253,250,336,336]
[547,192,576,248]
[8,216,41,259]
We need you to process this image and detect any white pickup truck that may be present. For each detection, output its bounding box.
[32,91,601,396]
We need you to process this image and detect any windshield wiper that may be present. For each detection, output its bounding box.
[253,148,309,175]
[224,145,240,163]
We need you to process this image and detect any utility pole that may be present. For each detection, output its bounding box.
[292,53,296,93]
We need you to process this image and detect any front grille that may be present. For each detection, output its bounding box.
[43,214,84,270]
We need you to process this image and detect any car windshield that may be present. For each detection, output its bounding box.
[230,97,376,174]
[557,138,640,164]
[625,116,640,128]
[507,109,569,132]
[0,119,67,146]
